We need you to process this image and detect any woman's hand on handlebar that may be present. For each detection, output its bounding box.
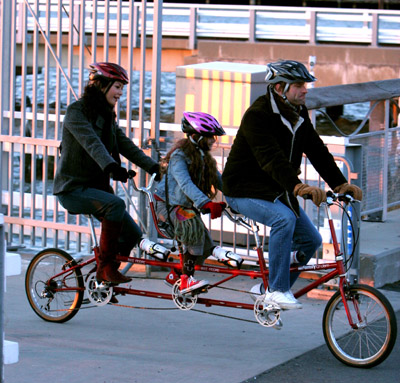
[105,163,130,183]
[149,164,162,181]
[128,170,137,179]
[201,201,227,219]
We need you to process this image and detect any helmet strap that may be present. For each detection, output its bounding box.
[189,135,205,157]
[103,80,114,96]
[273,82,298,112]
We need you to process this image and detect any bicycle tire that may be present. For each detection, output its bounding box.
[25,248,84,323]
[323,284,397,368]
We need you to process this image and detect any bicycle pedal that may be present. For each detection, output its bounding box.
[185,286,208,297]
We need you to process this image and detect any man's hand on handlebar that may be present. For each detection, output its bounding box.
[201,201,227,219]
[333,182,362,201]
[293,183,326,207]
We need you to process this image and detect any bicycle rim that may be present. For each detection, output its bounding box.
[25,248,84,323]
[323,284,397,368]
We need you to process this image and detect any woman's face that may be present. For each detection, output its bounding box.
[104,81,125,106]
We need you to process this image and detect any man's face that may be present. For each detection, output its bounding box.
[285,82,308,106]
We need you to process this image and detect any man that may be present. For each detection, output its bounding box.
[222,60,362,310]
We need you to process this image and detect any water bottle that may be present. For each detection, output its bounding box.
[139,239,170,261]
[212,246,243,268]
[290,250,306,264]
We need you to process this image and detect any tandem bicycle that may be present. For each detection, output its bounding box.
[25,173,397,368]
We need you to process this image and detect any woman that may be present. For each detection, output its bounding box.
[154,112,240,294]
[53,62,160,284]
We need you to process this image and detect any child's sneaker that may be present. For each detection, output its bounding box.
[164,270,180,286]
[179,275,209,295]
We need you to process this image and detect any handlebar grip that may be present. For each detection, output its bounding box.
[128,170,137,179]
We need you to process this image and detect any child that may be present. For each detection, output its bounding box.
[154,112,242,294]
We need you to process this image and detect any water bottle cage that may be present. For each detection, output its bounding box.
[212,247,243,269]
[139,239,171,261]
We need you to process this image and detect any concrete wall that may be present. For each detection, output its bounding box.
[16,37,400,87]
[184,41,400,87]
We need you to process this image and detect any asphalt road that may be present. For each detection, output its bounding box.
[242,285,400,383]
[4,254,400,383]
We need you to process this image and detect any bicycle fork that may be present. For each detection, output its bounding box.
[325,202,362,330]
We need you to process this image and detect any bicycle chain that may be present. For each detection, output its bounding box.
[72,273,261,324]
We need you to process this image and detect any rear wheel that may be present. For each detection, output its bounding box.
[323,284,397,368]
[25,248,84,323]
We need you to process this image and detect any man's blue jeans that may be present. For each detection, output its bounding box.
[225,196,322,292]
[57,187,142,256]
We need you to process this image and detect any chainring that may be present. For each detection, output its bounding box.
[85,272,113,306]
[253,296,281,327]
[171,279,198,310]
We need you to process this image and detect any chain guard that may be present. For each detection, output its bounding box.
[85,272,113,306]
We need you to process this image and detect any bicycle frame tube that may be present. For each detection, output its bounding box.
[50,182,358,316]
[49,257,95,292]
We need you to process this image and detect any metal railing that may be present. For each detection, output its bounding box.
[15,1,400,48]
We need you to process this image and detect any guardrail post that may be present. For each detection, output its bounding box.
[249,9,256,43]
[371,12,379,47]
[189,7,197,50]
[308,10,316,45]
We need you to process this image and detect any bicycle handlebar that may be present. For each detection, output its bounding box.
[128,171,157,193]
[303,191,360,204]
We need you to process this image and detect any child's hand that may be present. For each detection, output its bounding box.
[202,202,227,219]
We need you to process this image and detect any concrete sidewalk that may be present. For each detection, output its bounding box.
[359,208,400,287]
[3,209,400,383]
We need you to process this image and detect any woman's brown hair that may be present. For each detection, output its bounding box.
[162,135,219,200]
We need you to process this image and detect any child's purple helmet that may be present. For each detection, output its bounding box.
[182,111,225,137]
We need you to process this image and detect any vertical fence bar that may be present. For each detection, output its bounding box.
[103,0,110,62]
[8,1,17,138]
[55,0,63,141]
[19,2,29,138]
[382,99,390,221]
[91,0,98,62]
[67,0,75,106]
[126,0,135,135]
[43,1,51,141]
[115,0,123,124]
[78,0,86,97]
[133,1,140,49]
[0,214,5,382]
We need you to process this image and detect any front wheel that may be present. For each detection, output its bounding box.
[25,248,84,323]
[323,284,397,368]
